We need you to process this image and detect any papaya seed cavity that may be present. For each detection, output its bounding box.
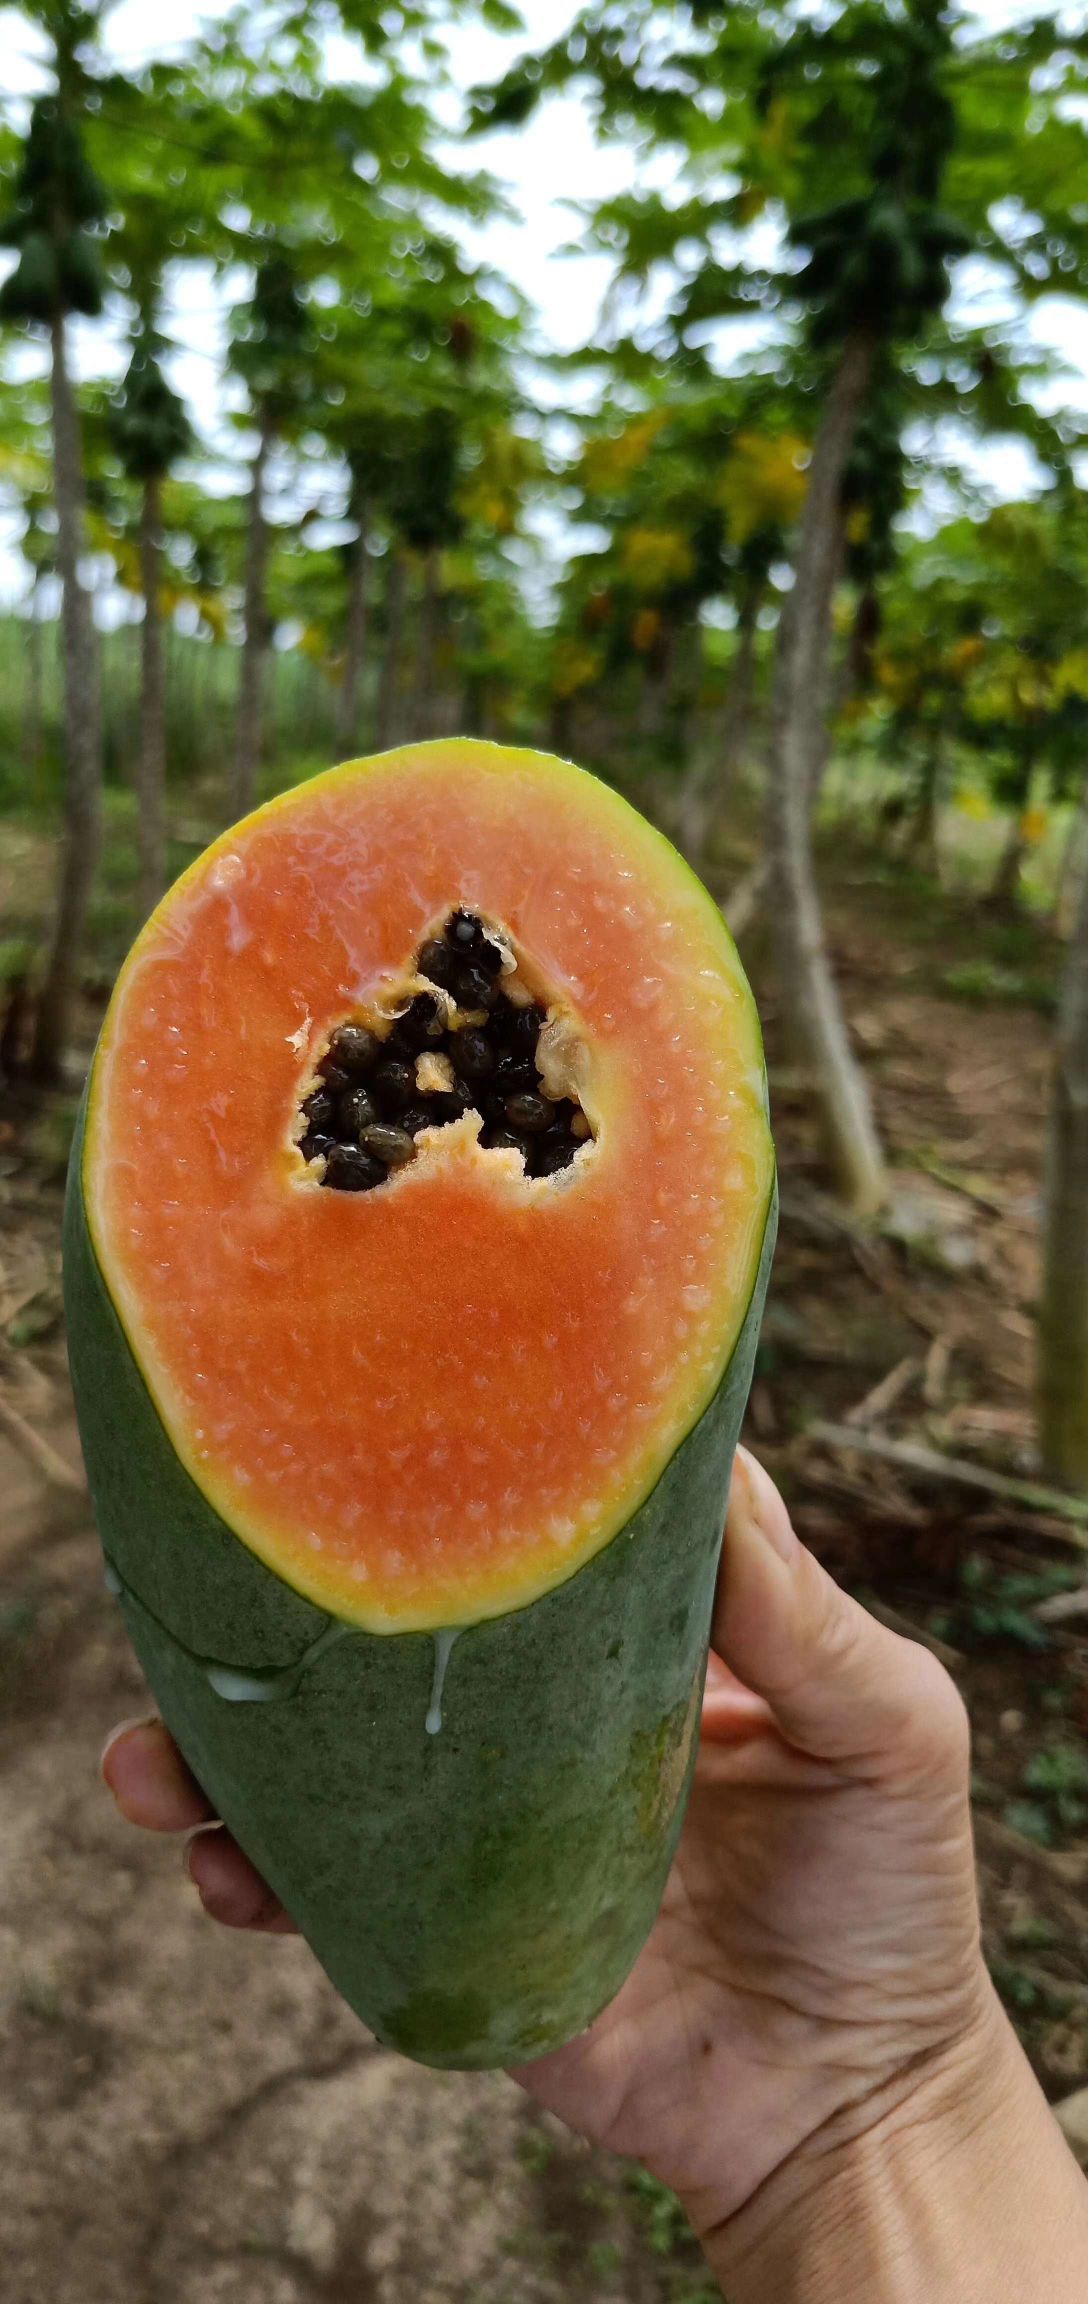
[296,912,596,1192]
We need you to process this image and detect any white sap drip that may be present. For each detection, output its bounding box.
[204,1618,350,1703]
[102,1555,350,1703]
[425,1628,461,1736]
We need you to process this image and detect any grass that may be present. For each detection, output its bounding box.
[624,2170,722,2304]
[941,958,1057,1012]
[928,1556,1083,1653]
[0,614,343,815]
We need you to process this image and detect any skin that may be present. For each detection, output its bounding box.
[102,1448,1088,2302]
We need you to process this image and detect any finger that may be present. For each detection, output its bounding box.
[701,1648,777,1742]
[101,1717,216,1831]
[186,1827,298,1934]
[711,1447,969,1776]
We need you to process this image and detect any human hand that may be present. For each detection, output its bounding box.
[101,1452,995,2263]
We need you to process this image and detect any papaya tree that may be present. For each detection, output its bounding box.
[1041,814,1088,1487]
[748,2,971,1214]
[0,0,107,1080]
[961,499,1088,913]
[477,0,1088,1213]
[228,251,313,821]
[336,441,378,757]
[108,314,192,915]
[874,496,1088,900]
[716,418,809,781]
[0,389,56,802]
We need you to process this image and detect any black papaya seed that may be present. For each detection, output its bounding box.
[300,1130,334,1163]
[493,1054,537,1095]
[543,1098,578,1136]
[318,1060,353,1098]
[481,1125,527,1156]
[339,1085,377,1136]
[450,1028,495,1082]
[303,1088,336,1133]
[426,1089,470,1125]
[400,1101,438,1136]
[397,992,446,1050]
[418,938,458,992]
[530,1138,577,1177]
[362,1123,417,1167]
[505,1092,552,1135]
[474,935,504,977]
[371,1059,415,1114]
[455,961,499,1012]
[447,910,482,949]
[334,1024,382,1075]
[504,1002,544,1058]
[323,1144,384,1192]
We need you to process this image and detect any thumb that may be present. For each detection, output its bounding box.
[712,1448,968,1778]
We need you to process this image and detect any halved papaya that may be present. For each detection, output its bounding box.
[65,739,775,2067]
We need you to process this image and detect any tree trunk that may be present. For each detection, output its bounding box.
[1056,776,1088,943]
[136,473,167,918]
[672,624,707,863]
[767,328,886,1217]
[460,669,487,738]
[987,745,1034,909]
[1039,783,1088,1484]
[412,546,441,740]
[670,619,701,750]
[24,582,44,799]
[30,310,103,1083]
[637,627,674,744]
[375,552,407,750]
[846,580,881,697]
[683,592,761,878]
[722,591,759,779]
[809,625,856,808]
[910,730,943,872]
[676,760,708,866]
[549,692,573,757]
[232,414,273,822]
[990,810,1026,908]
[335,513,369,758]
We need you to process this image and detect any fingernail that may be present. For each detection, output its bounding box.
[184,1827,234,1918]
[98,1714,160,1784]
[183,1824,221,1879]
[734,1446,798,1565]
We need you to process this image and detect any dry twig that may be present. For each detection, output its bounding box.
[807,1420,1088,1549]
[845,1355,919,1428]
[924,1331,954,1409]
[1032,1586,1088,1627]
[0,1388,85,1493]
[722,858,768,940]
[861,1595,964,1670]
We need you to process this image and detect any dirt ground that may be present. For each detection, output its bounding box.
[1,822,1086,2302]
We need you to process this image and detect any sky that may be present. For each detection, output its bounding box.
[0,0,1086,610]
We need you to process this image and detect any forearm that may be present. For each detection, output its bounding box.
[696,1990,1088,2304]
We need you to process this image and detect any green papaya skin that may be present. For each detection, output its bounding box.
[65,1099,775,2070]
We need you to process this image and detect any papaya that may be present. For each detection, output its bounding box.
[58,229,105,320]
[65,739,775,2068]
[0,230,59,325]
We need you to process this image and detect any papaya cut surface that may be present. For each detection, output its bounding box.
[83,740,772,1634]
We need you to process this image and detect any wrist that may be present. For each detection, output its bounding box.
[689,1983,1088,2304]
